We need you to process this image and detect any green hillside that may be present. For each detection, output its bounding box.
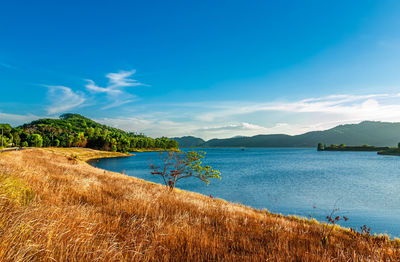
[0,113,178,152]
[171,136,205,147]
[175,121,400,148]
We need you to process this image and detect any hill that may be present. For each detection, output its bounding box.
[175,121,400,147]
[0,113,178,152]
[171,136,205,147]
[0,148,398,260]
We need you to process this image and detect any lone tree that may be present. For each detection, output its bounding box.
[317,143,324,151]
[150,151,221,190]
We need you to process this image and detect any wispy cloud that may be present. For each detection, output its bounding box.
[0,112,39,126]
[106,70,145,88]
[85,70,144,95]
[45,85,86,115]
[85,70,145,109]
[0,62,16,69]
[94,93,400,139]
[195,93,399,122]
[193,122,291,138]
[85,80,122,95]
[101,98,137,110]
[95,117,155,132]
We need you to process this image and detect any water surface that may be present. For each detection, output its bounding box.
[90,148,400,237]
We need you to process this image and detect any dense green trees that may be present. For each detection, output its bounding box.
[30,134,43,147]
[0,114,178,152]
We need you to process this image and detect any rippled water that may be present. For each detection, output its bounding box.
[89,148,400,237]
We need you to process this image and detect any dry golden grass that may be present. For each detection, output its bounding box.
[40,147,133,161]
[0,148,399,261]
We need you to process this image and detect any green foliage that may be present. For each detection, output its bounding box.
[1,113,178,153]
[317,143,324,151]
[184,151,222,185]
[30,134,43,147]
[150,151,221,190]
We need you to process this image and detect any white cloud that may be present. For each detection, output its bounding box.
[0,112,39,126]
[85,70,145,109]
[94,114,291,140]
[101,93,400,139]
[193,122,292,138]
[106,70,144,88]
[0,62,16,69]
[85,80,122,95]
[195,93,400,122]
[197,122,266,132]
[96,117,155,132]
[45,86,86,115]
[86,70,144,94]
[101,98,137,110]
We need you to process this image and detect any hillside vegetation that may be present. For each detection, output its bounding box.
[0,113,177,152]
[174,121,400,147]
[170,136,205,148]
[0,148,399,261]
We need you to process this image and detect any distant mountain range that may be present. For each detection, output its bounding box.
[172,121,400,148]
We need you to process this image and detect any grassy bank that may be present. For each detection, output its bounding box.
[0,148,399,261]
[40,147,133,161]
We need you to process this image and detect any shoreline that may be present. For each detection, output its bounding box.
[84,147,399,239]
[1,147,399,260]
[40,147,133,162]
[130,147,180,152]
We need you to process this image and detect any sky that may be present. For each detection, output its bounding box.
[1,0,400,139]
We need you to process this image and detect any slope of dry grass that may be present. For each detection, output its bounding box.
[0,148,399,261]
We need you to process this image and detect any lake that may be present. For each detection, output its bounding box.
[89,148,400,237]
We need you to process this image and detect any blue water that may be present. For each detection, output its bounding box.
[89,148,400,237]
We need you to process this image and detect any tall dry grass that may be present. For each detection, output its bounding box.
[0,148,399,261]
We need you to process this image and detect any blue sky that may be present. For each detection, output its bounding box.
[1,0,400,139]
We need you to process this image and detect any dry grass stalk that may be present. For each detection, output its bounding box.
[0,148,399,261]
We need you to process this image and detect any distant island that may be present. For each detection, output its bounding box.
[173,121,400,148]
[377,148,400,156]
[317,143,390,152]
[317,143,400,156]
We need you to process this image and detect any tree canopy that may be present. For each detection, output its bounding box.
[0,114,178,152]
[150,151,221,190]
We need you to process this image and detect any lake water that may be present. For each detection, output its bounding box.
[89,148,400,237]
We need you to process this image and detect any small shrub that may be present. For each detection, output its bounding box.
[67,154,79,163]
[150,151,221,190]
[360,225,371,236]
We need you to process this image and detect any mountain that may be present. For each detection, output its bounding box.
[174,121,400,148]
[171,136,205,147]
[0,113,178,152]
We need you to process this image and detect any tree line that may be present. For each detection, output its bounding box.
[0,114,178,152]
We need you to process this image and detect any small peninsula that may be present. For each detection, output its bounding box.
[317,143,400,156]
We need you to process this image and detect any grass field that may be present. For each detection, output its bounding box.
[0,148,399,261]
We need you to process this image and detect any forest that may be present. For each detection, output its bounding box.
[0,113,178,152]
